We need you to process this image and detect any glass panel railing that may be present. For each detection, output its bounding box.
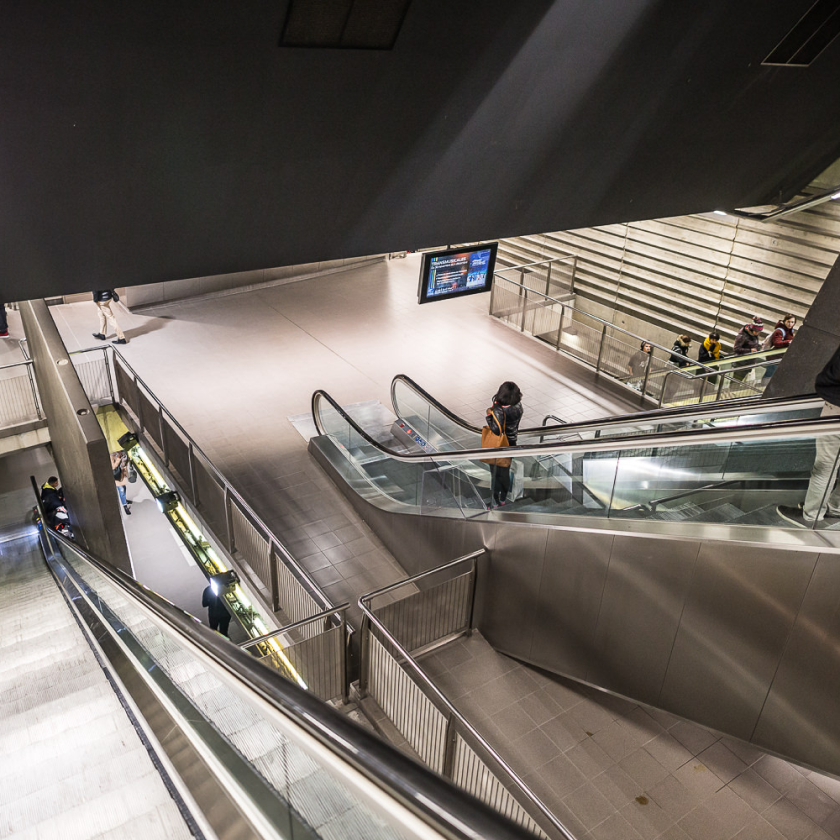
[392,377,478,451]
[313,390,840,533]
[37,520,533,840]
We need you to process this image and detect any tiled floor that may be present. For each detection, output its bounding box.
[49,255,634,631]
[427,633,840,840]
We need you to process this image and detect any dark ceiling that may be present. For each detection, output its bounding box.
[3,0,840,300]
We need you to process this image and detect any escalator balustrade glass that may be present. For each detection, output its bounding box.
[313,389,840,532]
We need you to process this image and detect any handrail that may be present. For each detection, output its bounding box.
[656,355,782,408]
[620,479,743,513]
[492,272,720,376]
[30,482,532,840]
[313,387,840,464]
[542,414,567,426]
[359,551,576,840]
[240,603,349,650]
[108,348,337,617]
[392,373,821,442]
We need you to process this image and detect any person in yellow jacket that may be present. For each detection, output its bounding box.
[698,331,721,365]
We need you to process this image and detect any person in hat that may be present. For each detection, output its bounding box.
[669,334,692,368]
[732,317,764,380]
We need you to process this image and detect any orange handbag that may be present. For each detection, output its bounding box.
[480,408,512,467]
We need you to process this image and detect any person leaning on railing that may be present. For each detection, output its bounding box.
[731,317,764,380]
[761,314,796,382]
[669,334,692,368]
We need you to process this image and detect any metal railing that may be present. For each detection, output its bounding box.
[359,552,575,840]
[489,260,786,407]
[107,349,337,633]
[242,605,351,703]
[31,483,535,840]
[0,359,42,428]
[656,356,779,408]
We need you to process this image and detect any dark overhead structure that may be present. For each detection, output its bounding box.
[3,1,840,301]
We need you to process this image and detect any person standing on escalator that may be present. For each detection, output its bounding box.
[777,344,840,528]
[486,382,523,507]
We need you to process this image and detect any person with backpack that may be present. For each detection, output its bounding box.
[777,343,840,528]
[92,289,127,344]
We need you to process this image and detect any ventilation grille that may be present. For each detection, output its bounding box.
[763,0,840,66]
[279,0,412,50]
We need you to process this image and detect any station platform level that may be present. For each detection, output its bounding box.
[20,255,840,840]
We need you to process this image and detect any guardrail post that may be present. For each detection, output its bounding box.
[224,486,235,553]
[519,288,528,332]
[466,559,478,637]
[717,372,727,401]
[158,406,169,466]
[358,614,370,698]
[133,375,144,433]
[544,261,552,296]
[641,352,653,403]
[188,442,200,506]
[595,323,608,373]
[105,347,116,405]
[442,714,458,779]
[269,541,280,611]
[699,373,709,404]
[555,304,565,350]
[25,363,43,420]
[339,609,349,704]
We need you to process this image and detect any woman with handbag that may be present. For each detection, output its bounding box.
[481,381,523,507]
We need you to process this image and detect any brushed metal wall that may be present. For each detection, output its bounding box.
[310,438,840,775]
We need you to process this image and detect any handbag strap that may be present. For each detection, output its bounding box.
[488,405,506,434]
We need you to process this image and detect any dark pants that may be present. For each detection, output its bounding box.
[210,611,231,636]
[0,303,7,333]
[490,464,511,503]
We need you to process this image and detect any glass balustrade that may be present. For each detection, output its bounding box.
[314,392,840,532]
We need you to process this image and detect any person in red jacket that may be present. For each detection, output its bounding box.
[761,314,796,381]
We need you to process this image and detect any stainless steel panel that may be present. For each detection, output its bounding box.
[480,524,549,659]
[753,553,840,775]
[659,543,816,741]
[528,528,614,679]
[588,535,701,705]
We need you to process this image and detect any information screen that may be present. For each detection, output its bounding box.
[417,243,498,305]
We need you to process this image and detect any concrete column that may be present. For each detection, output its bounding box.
[764,253,840,400]
[20,300,132,575]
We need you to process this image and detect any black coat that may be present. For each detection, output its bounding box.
[487,402,523,445]
[92,290,115,303]
[202,586,229,622]
[40,483,64,515]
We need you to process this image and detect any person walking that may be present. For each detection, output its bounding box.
[92,290,127,344]
[626,341,653,387]
[111,451,132,515]
[777,344,840,528]
[0,302,9,338]
[202,584,232,637]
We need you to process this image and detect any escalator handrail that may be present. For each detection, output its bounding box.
[389,373,819,441]
[358,551,577,840]
[30,479,535,840]
[314,387,840,464]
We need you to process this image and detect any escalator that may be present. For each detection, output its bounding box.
[312,374,828,532]
[308,379,840,779]
[0,473,542,840]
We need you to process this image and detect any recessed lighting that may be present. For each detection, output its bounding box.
[713,210,727,216]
